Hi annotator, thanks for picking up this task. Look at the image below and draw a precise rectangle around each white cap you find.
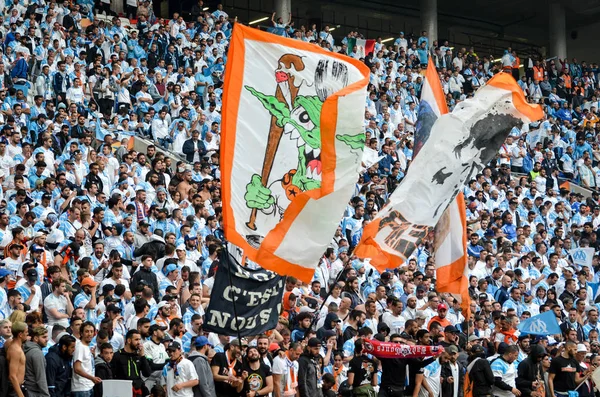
[176,243,186,251]
[577,343,588,353]
[157,301,169,309]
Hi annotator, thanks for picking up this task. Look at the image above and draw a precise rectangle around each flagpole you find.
[223,242,244,346]
[304,264,346,339]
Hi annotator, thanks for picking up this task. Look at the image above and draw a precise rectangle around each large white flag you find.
[354,72,543,268]
[221,25,369,283]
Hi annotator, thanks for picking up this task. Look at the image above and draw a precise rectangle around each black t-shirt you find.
[549,355,582,392]
[243,361,272,393]
[380,358,408,387]
[343,326,358,343]
[211,352,244,397]
[348,354,377,388]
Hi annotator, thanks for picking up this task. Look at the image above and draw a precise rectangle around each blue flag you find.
[517,310,561,336]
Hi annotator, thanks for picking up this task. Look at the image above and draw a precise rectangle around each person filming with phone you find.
[111,329,152,397]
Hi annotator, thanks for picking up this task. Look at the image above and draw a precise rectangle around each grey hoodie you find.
[23,341,50,397]
[188,350,217,397]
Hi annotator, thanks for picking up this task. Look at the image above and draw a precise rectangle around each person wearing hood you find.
[516,343,546,397]
[94,343,114,397]
[46,333,76,397]
[134,230,166,259]
[130,255,159,301]
[188,336,217,397]
[316,312,341,340]
[466,344,494,397]
[23,326,50,397]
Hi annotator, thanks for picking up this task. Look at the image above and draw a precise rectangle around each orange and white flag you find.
[220,25,369,283]
[354,72,543,276]
[414,60,471,316]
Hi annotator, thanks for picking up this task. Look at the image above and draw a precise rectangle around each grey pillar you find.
[275,0,292,26]
[549,2,567,60]
[421,0,438,44]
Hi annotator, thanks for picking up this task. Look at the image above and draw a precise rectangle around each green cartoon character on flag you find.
[243,54,364,231]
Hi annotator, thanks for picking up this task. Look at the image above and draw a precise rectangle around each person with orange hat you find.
[73,277,98,324]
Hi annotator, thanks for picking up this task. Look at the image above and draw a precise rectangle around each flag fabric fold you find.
[415,61,470,318]
[203,247,285,337]
[221,24,370,283]
[517,310,561,336]
[347,38,376,59]
[354,72,543,271]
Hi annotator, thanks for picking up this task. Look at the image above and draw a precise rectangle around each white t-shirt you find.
[272,355,299,396]
[44,293,69,327]
[72,341,95,392]
[381,312,406,335]
[162,357,198,397]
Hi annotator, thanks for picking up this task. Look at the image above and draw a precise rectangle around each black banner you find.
[203,249,285,336]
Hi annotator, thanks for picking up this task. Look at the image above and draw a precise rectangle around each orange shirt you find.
[427,315,451,330]
[533,66,544,82]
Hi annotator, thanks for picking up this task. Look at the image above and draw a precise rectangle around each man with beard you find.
[489,345,520,397]
[272,342,302,397]
[143,324,169,390]
[515,334,531,367]
[428,303,452,330]
[548,341,590,397]
[400,319,419,343]
[378,333,412,397]
[23,326,50,397]
[342,310,366,343]
[256,334,273,370]
[297,338,322,397]
[516,343,545,397]
[440,325,461,349]
[72,322,101,397]
[163,342,198,397]
[211,339,244,397]
[111,330,152,397]
[405,330,437,397]
[242,346,273,397]
[46,334,77,397]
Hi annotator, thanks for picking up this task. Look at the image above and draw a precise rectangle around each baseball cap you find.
[184,235,198,242]
[176,244,186,251]
[468,334,482,342]
[194,336,212,348]
[415,310,427,320]
[157,301,170,309]
[149,324,167,334]
[307,337,321,348]
[167,341,181,351]
[478,293,488,300]
[80,277,97,288]
[438,303,448,311]
[577,343,588,353]
[444,325,459,334]
[0,268,10,278]
[31,244,45,253]
[26,268,37,280]
[107,304,122,313]
[446,345,459,354]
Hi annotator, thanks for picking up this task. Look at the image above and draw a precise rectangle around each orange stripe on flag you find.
[220,24,369,283]
[435,193,471,319]
[426,59,448,115]
[487,72,544,122]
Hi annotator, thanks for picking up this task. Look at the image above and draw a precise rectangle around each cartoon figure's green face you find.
[245,86,365,192]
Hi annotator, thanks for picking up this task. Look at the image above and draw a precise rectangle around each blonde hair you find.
[9,310,26,324]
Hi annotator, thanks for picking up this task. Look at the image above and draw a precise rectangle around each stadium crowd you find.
[0,1,598,397]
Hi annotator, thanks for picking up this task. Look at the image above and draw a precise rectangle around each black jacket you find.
[45,344,73,397]
[131,267,159,301]
[441,360,465,397]
[94,355,113,397]
[134,239,166,261]
[468,357,494,397]
[297,353,322,397]
[182,138,207,162]
[111,349,152,393]
[516,345,546,397]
